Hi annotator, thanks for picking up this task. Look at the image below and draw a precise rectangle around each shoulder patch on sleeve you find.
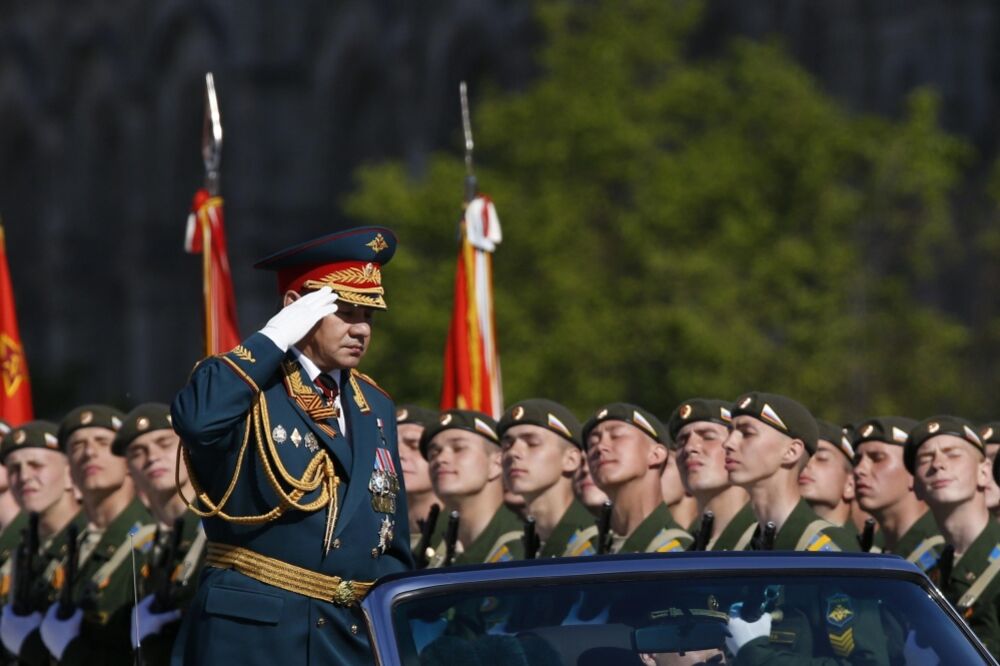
[351,369,392,399]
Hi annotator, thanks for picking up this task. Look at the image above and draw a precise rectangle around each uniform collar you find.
[290,346,342,386]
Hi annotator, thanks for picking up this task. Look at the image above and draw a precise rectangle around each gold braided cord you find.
[305,263,382,287]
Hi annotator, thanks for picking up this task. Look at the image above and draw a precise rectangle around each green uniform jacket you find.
[875,511,943,572]
[746,500,859,552]
[612,503,692,554]
[537,500,597,559]
[692,504,757,551]
[454,506,524,565]
[60,499,154,666]
[935,519,1000,657]
[0,512,26,574]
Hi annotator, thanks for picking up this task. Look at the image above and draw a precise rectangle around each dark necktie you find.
[315,374,339,406]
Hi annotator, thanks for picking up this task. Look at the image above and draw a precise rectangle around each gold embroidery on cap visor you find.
[301,263,386,310]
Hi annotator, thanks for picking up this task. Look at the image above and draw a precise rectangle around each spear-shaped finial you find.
[460,81,477,203]
[202,72,223,196]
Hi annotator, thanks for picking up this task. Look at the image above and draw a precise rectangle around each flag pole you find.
[460,81,477,205]
[203,72,223,196]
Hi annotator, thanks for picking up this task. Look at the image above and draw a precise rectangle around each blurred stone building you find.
[0,0,996,416]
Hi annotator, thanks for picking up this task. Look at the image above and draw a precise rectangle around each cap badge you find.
[0,424,9,436]
[547,414,571,438]
[739,396,753,409]
[44,434,58,448]
[927,422,940,434]
[679,404,692,420]
[861,424,875,438]
[891,427,909,443]
[166,415,172,425]
[597,408,608,419]
[136,417,150,432]
[983,427,995,441]
[513,406,525,420]
[80,411,94,425]
[473,418,497,441]
[839,440,854,459]
[963,425,983,448]
[760,403,787,431]
[720,407,732,422]
[366,233,389,254]
[13,430,25,445]
[440,414,453,426]
[397,408,409,421]
[111,416,122,430]
[632,410,657,439]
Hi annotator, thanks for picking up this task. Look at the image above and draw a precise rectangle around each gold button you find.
[351,624,359,635]
[316,618,326,627]
[332,539,341,550]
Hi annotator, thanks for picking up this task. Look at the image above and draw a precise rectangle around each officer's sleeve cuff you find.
[216,332,286,392]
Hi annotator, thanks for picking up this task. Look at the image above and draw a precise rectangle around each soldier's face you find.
[398,424,433,495]
[675,422,731,495]
[125,429,186,500]
[799,440,853,509]
[292,296,373,371]
[659,452,687,505]
[5,448,73,515]
[67,426,130,495]
[913,435,989,509]
[984,444,1000,516]
[723,416,796,487]
[572,459,609,510]
[853,441,914,513]
[426,432,501,500]
[501,424,580,500]
[586,421,666,494]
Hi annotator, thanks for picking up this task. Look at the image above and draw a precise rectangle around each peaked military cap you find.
[112,403,174,456]
[58,404,125,450]
[730,391,819,454]
[979,422,1000,445]
[667,398,732,442]
[254,226,396,310]
[815,419,855,461]
[395,405,438,429]
[904,415,984,473]
[1,420,61,463]
[853,417,917,448]
[582,403,668,448]
[497,399,583,449]
[419,409,499,458]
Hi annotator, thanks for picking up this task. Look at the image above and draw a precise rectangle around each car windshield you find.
[390,572,986,665]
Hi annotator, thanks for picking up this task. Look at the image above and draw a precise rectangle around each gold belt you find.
[206,542,373,606]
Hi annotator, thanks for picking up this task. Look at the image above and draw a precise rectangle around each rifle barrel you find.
[443,511,460,567]
[596,501,613,555]
[413,504,441,569]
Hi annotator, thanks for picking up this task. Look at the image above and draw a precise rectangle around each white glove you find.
[259,287,339,351]
[39,603,82,660]
[725,612,772,656]
[130,594,182,649]
[903,629,939,665]
[0,603,41,656]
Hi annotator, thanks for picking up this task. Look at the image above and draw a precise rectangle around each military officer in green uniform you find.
[0,420,83,664]
[670,398,756,551]
[113,403,205,666]
[583,403,692,553]
[722,392,857,553]
[981,423,1000,521]
[907,415,1000,656]
[170,227,413,666]
[36,405,153,665]
[395,405,440,552]
[852,416,942,568]
[423,410,524,565]
[799,420,857,533]
[498,399,597,558]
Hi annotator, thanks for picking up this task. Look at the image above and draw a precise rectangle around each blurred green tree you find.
[345,0,972,423]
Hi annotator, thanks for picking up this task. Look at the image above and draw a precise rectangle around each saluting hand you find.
[260,287,339,351]
[724,611,772,656]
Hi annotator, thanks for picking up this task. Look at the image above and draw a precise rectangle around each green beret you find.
[58,405,125,450]
[666,398,732,442]
[112,403,173,456]
[815,419,854,461]
[904,415,984,473]
[582,403,668,448]
[1,421,62,463]
[979,422,1000,445]
[395,405,438,428]
[419,409,499,458]
[852,417,917,448]
[497,399,582,449]
[730,392,818,454]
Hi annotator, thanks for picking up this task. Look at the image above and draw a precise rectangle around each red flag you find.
[0,226,33,425]
[185,189,241,356]
[441,196,503,417]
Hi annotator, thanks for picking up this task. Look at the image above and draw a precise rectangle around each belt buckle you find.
[333,580,356,606]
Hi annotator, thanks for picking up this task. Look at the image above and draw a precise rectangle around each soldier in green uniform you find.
[112,403,205,666]
[0,420,83,663]
[498,399,597,558]
[37,405,154,665]
[722,392,857,553]
[660,445,699,532]
[670,398,756,551]
[799,420,856,533]
[980,423,1000,521]
[395,405,440,552]
[572,456,609,518]
[422,410,524,565]
[582,403,692,554]
[906,415,1000,656]
[852,417,942,568]
[0,419,25,570]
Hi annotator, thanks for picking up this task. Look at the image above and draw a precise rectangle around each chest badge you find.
[376,516,394,556]
[369,448,400,513]
[272,425,287,444]
[304,432,319,453]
